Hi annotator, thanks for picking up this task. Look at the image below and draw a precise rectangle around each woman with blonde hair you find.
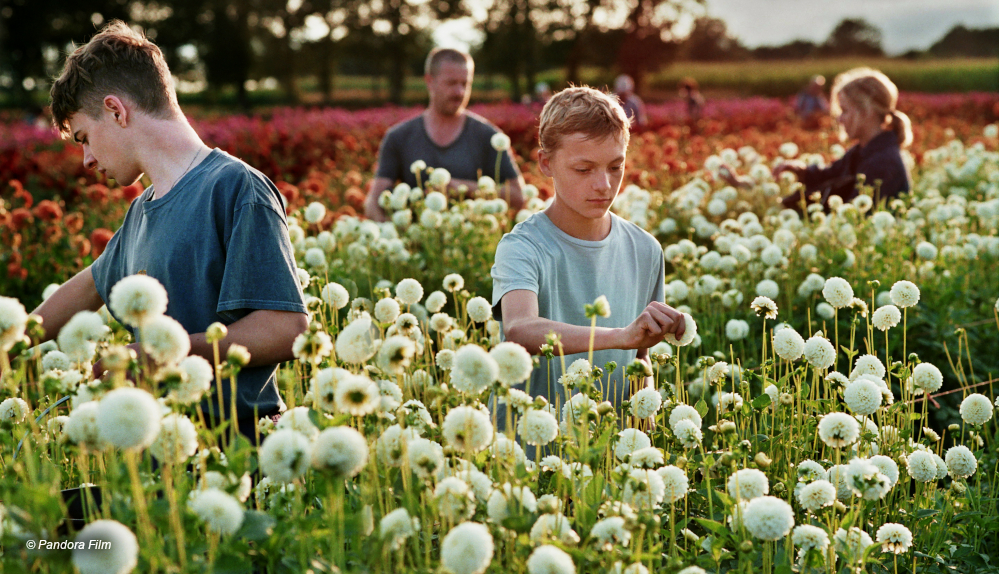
[722,67,912,211]
[775,67,912,210]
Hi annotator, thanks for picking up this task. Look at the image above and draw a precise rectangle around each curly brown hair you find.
[49,20,177,136]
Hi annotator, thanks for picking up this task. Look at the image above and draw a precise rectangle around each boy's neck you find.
[136,117,211,200]
[544,201,613,241]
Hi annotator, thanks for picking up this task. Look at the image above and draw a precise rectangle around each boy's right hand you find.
[619,302,685,350]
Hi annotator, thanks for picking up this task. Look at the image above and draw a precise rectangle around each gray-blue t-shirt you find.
[491,212,666,407]
[92,149,307,424]
[375,111,521,187]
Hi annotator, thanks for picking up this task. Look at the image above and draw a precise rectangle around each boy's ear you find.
[538,149,553,177]
[103,96,129,127]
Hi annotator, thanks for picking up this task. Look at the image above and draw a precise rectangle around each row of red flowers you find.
[1,93,997,306]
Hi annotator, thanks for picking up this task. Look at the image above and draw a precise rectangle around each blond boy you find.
[491,87,685,406]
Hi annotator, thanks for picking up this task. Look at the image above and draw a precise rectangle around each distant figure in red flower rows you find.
[365,48,525,221]
[614,74,648,128]
[34,20,308,439]
[794,75,830,126]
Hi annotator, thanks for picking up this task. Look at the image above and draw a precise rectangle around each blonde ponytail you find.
[888,109,912,149]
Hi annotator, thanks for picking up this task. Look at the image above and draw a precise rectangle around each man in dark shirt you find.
[365,48,525,221]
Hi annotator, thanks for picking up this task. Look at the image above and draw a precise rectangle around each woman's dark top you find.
[782,130,911,210]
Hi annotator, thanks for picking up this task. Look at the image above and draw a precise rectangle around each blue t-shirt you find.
[491,212,666,406]
[92,148,307,423]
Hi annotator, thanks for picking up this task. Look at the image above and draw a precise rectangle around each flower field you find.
[1,93,998,573]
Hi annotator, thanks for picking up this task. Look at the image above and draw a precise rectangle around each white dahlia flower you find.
[72,519,138,574]
[663,313,697,347]
[527,545,575,574]
[140,315,190,365]
[792,524,829,552]
[108,274,168,328]
[773,327,805,361]
[451,345,499,395]
[743,496,795,541]
[150,413,198,464]
[442,405,493,452]
[727,468,769,500]
[889,280,920,308]
[911,363,943,394]
[96,387,162,451]
[797,479,835,512]
[875,523,912,554]
[518,408,559,446]
[490,342,533,385]
[818,412,860,448]
[258,429,312,483]
[959,393,993,426]
[441,522,493,574]
[311,426,368,478]
[188,488,244,536]
[945,445,977,479]
[822,277,854,309]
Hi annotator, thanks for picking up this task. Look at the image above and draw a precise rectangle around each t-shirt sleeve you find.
[90,229,123,305]
[798,150,852,188]
[217,200,307,321]
[89,196,144,305]
[375,127,402,182]
[491,233,540,316]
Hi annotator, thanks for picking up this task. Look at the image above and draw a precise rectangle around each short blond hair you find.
[831,67,912,148]
[538,86,630,154]
[424,48,473,77]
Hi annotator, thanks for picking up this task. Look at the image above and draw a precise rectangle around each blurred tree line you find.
[1,0,995,109]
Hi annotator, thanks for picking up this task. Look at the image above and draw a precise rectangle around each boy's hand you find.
[619,302,685,350]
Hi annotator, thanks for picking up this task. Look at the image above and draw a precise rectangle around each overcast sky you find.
[705,0,999,54]
[433,0,999,55]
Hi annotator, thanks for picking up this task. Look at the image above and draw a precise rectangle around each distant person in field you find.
[794,75,830,128]
[723,67,912,211]
[614,74,648,128]
[679,77,704,124]
[492,86,686,412]
[534,81,552,104]
[365,48,525,221]
[37,21,308,440]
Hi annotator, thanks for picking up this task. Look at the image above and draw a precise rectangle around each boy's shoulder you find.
[384,113,424,139]
[498,213,549,249]
[464,110,501,134]
[610,212,661,251]
[200,150,285,210]
[498,212,661,256]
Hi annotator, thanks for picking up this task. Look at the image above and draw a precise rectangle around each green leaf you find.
[752,394,772,410]
[238,510,277,541]
[502,512,537,533]
[695,399,708,418]
[694,518,728,536]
